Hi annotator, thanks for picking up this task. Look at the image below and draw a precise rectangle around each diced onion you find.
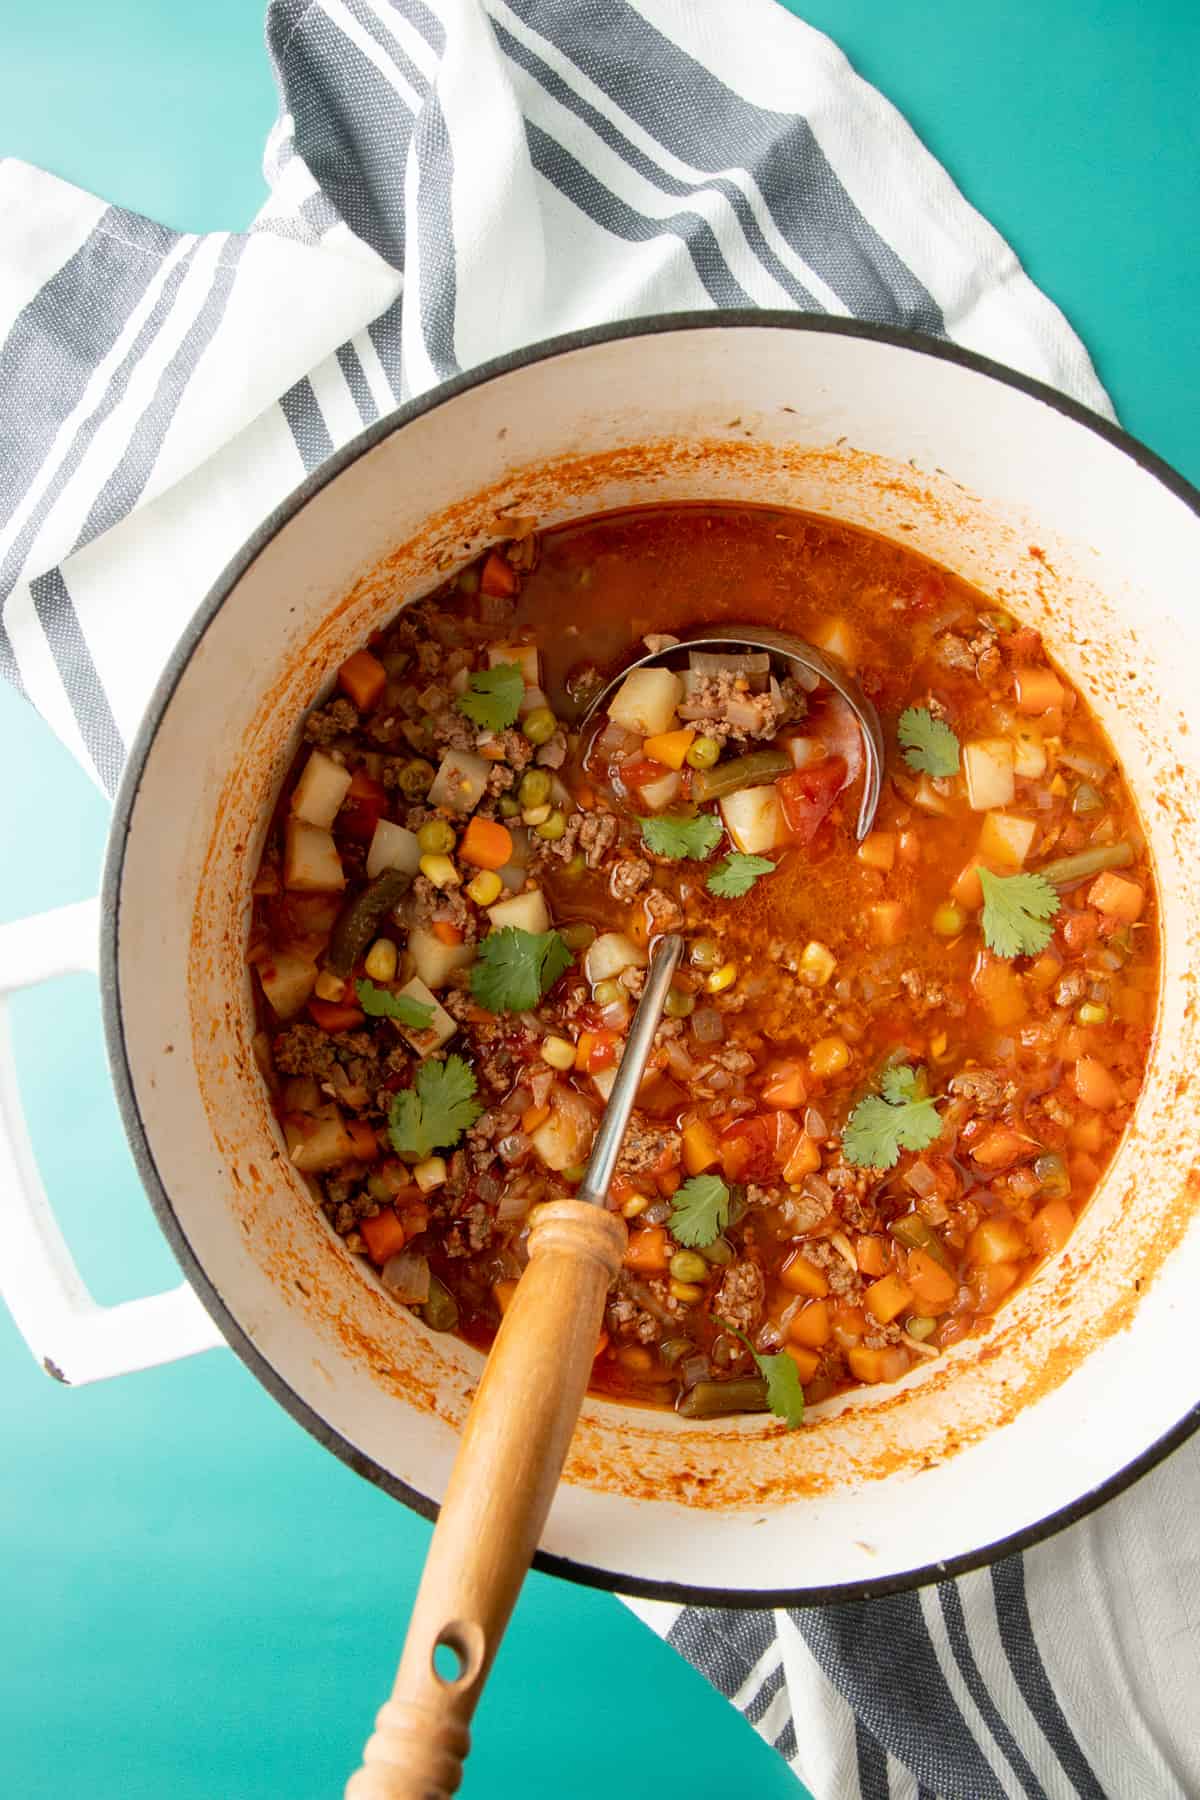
[497,1185,532,1222]
[381,1251,431,1304]
[691,1007,725,1043]
[680,1354,712,1390]
[904,1159,938,1198]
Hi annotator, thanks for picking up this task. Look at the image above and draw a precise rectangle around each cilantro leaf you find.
[457,662,524,732]
[470,927,573,1013]
[978,867,1060,958]
[706,853,774,899]
[669,1173,730,1247]
[843,1064,942,1169]
[356,978,435,1032]
[639,811,723,861]
[898,706,960,777]
[388,1055,482,1160]
[717,1318,805,1429]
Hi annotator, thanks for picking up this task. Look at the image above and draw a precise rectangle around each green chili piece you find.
[327,868,412,977]
[421,1277,460,1333]
[888,1212,951,1268]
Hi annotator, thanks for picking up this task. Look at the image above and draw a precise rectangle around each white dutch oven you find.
[3,317,1199,1605]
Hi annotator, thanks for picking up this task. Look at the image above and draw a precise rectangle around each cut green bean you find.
[1036,842,1133,889]
[888,1212,950,1268]
[676,1376,770,1419]
[327,868,412,976]
[421,1276,459,1333]
[693,748,791,802]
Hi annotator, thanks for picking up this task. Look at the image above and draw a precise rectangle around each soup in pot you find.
[247,506,1157,1425]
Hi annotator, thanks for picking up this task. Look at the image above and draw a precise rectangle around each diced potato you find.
[427,749,490,814]
[366,818,421,881]
[963,739,1015,811]
[1012,729,1047,779]
[487,642,540,684]
[857,831,896,872]
[638,769,681,811]
[530,1090,596,1172]
[257,950,317,1020]
[395,977,456,1055]
[487,887,550,935]
[972,955,1027,1027]
[290,749,352,829]
[585,931,647,985]
[591,1066,618,1103]
[408,925,476,990]
[785,736,826,770]
[814,618,855,664]
[720,786,783,854]
[289,1112,355,1173]
[283,818,346,892]
[1087,871,1145,922]
[977,813,1036,869]
[912,775,950,815]
[1073,1055,1120,1111]
[967,1216,1027,1266]
[607,667,683,738]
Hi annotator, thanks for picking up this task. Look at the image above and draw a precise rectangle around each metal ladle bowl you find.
[578,622,885,840]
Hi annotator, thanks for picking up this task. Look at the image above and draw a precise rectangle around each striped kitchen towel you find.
[0,3,1195,1796]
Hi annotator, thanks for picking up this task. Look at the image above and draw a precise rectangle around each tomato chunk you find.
[777,757,846,845]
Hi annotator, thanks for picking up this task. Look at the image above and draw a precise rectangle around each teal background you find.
[1,3,1196,1795]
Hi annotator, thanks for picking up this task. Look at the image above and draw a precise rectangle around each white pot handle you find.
[0,899,225,1385]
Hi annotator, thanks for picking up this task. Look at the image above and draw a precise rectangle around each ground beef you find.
[303,697,359,745]
[535,729,569,770]
[486,761,516,794]
[678,670,804,742]
[609,856,652,903]
[578,811,620,868]
[775,1189,831,1233]
[273,1023,338,1079]
[947,1067,1017,1113]
[643,886,683,932]
[401,874,478,941]
[415,640,443,677]
[805,1237,859,1297]
[607,1288,661,1345]
[712,1260,765,1335]
[496,728,534,772]
[709,1044,755,1078]
[900,968,958,1013]
[1054,969,1088,1007]
[934,632,976,672]
[430,709,477,752]
[614,1114,679,1182]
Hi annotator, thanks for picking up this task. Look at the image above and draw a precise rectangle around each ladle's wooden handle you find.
[345,1198,626,1800]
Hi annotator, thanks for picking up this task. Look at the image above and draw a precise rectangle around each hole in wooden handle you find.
[431,1620,486,1692]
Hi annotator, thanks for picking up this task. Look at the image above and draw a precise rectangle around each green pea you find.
[561,852,587,879]
[561,1163,587,1185]
[559,921,596,952]
[685,735,721,770]
[906,1315,937,1341]
[417,818,455,856]
[396,757,435,800]
[535,808,566,841]
[664,988,695,1019]
[932,901,966,938]
[593,978,624,1006]
[669,1250,710,1284]
[701,1236,735,1265]
[498,793,521,818]
[1034,1151,1071,1198]
[421,1277,459,1333]
[689,937,723,971]
[519,767,552,807]
[522,706,558,746]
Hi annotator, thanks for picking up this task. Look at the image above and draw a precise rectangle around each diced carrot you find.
[337,649,388,712]
[459,816,514,871]
[360,1207,408,1265]
[574,782,597,810]
[970,1262,1019,1310]
[622,1225,669,1274]
[431,921,464,947]
[642,727,696,770]
[1087,871,1145,923]
[783,1344,820,1381]
[869,900,907,947]
[761,1058,808,1109]
[1027,1199,1075,1256]
[865,1272,914,1324]
[1073,1055,1120,1111]
[480,551,519,597]
[574,1031,597,1072]
[856,831,896,872]
[856,1234,887,1277]
[656,1167,681,1197]
[970,1125,1028,1171]
[345,1120,381,1162]
[972,955,1027,1028]
[493,1278,519,1315]
[906,1247,957,1309]
[787,1299,831,1348]
[847,1345,909,1384]
[779,1252,829,1298]
[521,1104,550,1134]
[968,1215,1027,1266]
[308,999,366,1031]
[770,1110,802,1173]
[1013,667,1065,714]
[782,1132,822,1182]
[952,859,987,911]
[682,1117,721,1176]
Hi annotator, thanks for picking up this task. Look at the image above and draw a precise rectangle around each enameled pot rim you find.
[100,311,1200,1607]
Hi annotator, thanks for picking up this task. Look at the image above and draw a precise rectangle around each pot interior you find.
[108,322,1200,1599]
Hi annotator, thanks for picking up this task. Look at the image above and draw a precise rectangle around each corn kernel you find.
[705,961,737,995]
[314,969,346,1001]
[466,869,503,907]
[621,1194,650,1219]
[933,900,966,938]
[799,941,837,988]
[363,938,398,983]
[522,803,552,826]
[541,1035,576,1071]
[809,1035,851,1078]
[418,853,460,889]
[669,1279,704,1304]
[412,1156,447,1193]
[1076,1001,1109,1026]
